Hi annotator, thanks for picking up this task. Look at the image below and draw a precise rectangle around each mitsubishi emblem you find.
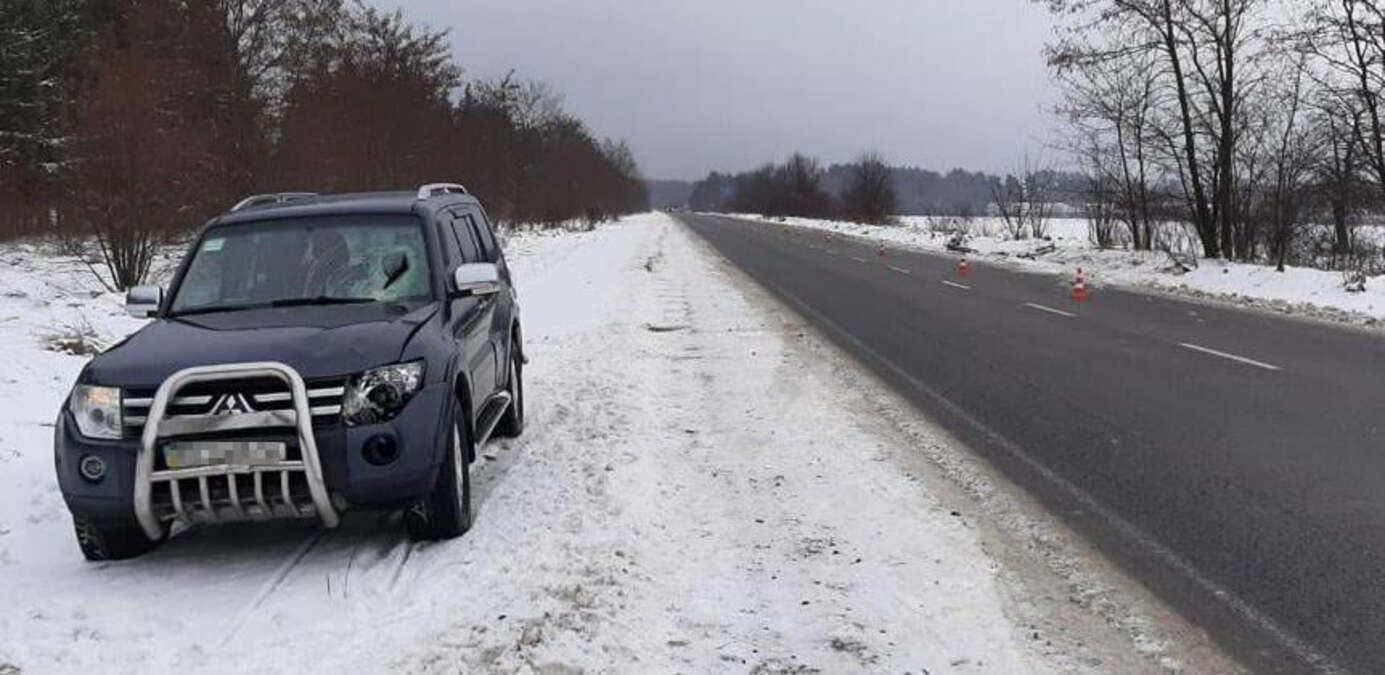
[210,393,254,416]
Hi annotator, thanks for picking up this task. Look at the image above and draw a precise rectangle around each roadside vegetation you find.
[0,0,648,289]
[1043,0,1385,281]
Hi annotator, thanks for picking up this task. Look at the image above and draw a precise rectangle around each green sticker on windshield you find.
[202,238,224,252]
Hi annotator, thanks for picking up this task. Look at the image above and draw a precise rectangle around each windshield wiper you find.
[169,296,380,317]
[269,295,376,308]
[168,303,264,318]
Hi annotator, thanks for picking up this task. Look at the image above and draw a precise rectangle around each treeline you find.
[823,165,1084,217]
[0,0,647,288]
[689,156,1084,221]
[688,152,899,224]
[1041,0,1385,279]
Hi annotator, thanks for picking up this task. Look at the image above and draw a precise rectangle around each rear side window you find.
[467,207,500,260]
[438,217,463,266]
[448,213,482,263]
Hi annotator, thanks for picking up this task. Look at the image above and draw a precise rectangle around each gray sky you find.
[381,1,1059,180]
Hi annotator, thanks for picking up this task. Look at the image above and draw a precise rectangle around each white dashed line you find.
[940,280,970,290]
[1178,343,1282,371]
[850,256,868,263]
[1023,302,1077,318]
[888,265,911,275]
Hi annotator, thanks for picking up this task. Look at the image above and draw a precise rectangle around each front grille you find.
[122,376,347,440]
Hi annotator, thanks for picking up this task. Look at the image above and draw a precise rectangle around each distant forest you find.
[654,165,1086,216]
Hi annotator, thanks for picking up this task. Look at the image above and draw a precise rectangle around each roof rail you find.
[230,192,319,213]
[416,183,469,200]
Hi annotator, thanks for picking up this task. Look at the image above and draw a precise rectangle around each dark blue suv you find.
[54,184,525,560]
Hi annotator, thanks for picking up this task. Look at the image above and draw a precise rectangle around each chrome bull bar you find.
[134,362,341,541]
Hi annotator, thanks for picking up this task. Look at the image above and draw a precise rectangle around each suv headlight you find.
[342,361,425,427]
[69,385,122,439]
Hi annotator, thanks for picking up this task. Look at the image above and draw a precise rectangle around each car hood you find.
[85,303,438,387]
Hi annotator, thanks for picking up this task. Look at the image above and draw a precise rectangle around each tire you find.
[404,401,473,541]
[494,347,525,439]
[73,517,162,561]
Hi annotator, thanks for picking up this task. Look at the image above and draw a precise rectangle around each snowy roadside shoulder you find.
[723,212,1385,329]
[403,212,1236,674]
[402,212,1057,673]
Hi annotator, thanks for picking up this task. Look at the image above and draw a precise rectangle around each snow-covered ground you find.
[0,214,1234,673]
[726,213,1385,328]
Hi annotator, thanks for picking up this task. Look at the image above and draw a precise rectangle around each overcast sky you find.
[380,1,1059,180]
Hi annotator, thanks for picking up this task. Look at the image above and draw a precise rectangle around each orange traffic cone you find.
[878,243,886,259]
[958,257,970,277]
[1073,268,1088,302]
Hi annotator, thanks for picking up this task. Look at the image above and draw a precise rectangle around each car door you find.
[442,210,499,404]
[462,206,514,374]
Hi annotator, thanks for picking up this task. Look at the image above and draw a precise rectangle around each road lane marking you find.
[941,280,970,290]
[1024,302,1077,318]
[889,265,911,275]
[1178,342,1281,371]
[748,275,1339,673]
[850,256,868,263]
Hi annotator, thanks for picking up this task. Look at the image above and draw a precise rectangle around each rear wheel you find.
[494,347,524,438]
[73,518,162,561]
[405,401,473,541]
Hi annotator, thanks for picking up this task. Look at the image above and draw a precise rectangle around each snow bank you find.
[726,213,1385,327]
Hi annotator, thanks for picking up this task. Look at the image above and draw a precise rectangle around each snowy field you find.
[727,213,1385,328]
[0,213,1234,673]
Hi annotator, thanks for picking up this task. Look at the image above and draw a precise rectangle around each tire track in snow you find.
[388,541,414,591]
[220,530,325,648]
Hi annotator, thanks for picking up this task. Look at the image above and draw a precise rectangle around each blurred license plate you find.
[163,441,286,469]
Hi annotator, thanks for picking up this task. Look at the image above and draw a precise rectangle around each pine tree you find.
[0,0,83,234]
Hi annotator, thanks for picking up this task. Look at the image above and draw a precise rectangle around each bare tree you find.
[1299,0,1385,198]
[65,1,229,289]
[991,156,1055,240]
[1253,56,1318,271]
[1079,158,1122,248]
[778,153,832,217]
[1313,94,1367,260]
[841,151,897,224]
[1057,46,1162,249]
[1041,0,1270,259]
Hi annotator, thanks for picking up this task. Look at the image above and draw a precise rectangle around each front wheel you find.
[404,401,473,541]
[73,517,162,561]
[494,347,524,438]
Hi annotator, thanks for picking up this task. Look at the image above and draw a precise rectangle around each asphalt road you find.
[676,213,1385,674]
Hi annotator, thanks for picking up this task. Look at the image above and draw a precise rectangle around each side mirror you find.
[452,263,500,297]
[126,285,163,318]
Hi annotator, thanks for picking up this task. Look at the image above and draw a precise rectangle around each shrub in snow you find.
[43,322,102,356]
[945,232,974,253]
[1163,251,1197,275]
[1343,269,1368,293]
